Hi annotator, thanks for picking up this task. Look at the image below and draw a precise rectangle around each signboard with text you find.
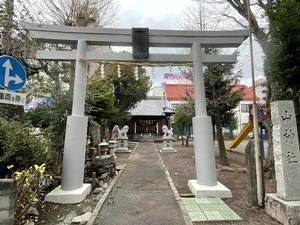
[0,89,26,106]
[164,73,192,84]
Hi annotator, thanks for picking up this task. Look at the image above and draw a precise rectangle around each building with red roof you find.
[164,83,194,108]
[127,80,260,140]
[163,83,259,134]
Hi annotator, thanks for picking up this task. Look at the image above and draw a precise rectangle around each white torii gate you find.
[24,23,248,203]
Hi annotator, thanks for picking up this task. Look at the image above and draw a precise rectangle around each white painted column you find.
[191,42,217,186]
[188,42,232,198]
[61,40,88,191]
[134,122,137,133]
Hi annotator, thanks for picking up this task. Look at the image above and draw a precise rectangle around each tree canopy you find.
[264,0,300,142]
[205,63,243,165]
[94,64,152,129]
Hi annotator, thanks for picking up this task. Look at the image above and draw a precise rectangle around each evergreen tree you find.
[94,64,152,130]
[205,63,243,165]
[265,0,300,142]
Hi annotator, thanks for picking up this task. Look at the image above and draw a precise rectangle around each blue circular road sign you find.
[0,55,27,91]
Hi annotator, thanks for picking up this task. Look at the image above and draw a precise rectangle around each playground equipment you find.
[226,104,269,152]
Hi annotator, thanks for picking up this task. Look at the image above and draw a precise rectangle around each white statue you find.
[117,125,129,138]
[162,125,173,138]
[111,125,120,140]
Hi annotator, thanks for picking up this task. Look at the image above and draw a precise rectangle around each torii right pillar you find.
[188,42,232,198]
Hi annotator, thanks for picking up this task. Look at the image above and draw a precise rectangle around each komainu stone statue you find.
[161,125,176,153]
[117,125,129,139]
[162,125,173,138]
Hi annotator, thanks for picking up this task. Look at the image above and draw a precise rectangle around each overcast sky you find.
[113,0,265,87]
[115,0,189,29]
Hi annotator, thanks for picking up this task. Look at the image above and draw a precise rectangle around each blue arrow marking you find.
[3,59,24,87]
[0,55,27,91]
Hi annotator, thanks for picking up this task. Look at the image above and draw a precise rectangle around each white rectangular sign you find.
[0,90,26,106]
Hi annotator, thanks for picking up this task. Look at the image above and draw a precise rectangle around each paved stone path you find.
[94,142,186,225]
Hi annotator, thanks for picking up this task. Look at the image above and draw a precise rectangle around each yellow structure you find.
[226,122,253,150]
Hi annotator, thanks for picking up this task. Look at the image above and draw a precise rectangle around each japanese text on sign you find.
[0,89,26,106]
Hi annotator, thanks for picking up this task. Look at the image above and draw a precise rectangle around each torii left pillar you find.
[45,40,91,204]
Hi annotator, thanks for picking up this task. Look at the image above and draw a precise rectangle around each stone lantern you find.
[98,139,109,156]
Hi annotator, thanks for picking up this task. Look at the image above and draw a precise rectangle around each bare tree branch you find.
[32,0,120,28]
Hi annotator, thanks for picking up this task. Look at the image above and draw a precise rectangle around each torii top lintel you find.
[23,23,248,48]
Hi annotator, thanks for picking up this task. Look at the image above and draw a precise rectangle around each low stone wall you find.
[0,179,16,225]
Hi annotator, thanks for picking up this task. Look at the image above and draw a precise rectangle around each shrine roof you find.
[130,96,173,116]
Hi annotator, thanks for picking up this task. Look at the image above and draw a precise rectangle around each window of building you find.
[171,103,181,109]
[241,104,250,113]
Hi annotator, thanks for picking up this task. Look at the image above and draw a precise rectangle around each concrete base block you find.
[0,209,15,225]
[160,148,177,153]
[0,194,16,210]
[188,180,233,198]
[115,148,131,153]
[265,193,300,225]
[45,184,91,204]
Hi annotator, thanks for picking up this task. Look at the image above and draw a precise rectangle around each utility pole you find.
[246,0,265,207]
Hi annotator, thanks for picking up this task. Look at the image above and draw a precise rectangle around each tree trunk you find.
[212,121,216,143]
[185,126,190,147]
[215,107,229,166]
[181,125,184,146]
[264,82,275,178]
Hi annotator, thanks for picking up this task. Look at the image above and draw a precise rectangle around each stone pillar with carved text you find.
[265,101,300,225]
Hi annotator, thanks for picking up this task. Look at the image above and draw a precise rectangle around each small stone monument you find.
[160,125,176,153]
[265,101,300,224]
[115,125,131,153]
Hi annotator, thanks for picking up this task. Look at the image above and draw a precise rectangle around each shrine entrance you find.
[136,120,157,133]
[24,22,248,203]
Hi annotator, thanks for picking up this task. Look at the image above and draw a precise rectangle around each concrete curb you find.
[153,143,193,225]
[87,163,127,225]
[129,141,139,156]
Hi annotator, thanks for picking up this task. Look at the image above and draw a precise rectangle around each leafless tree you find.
[31,0,120,27]
[178,3,246,166]
[191,0,269,55]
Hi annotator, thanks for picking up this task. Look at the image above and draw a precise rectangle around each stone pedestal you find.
[265,194,300,225]
[108,140,117,158]
[266,101,300,223]
[115,137,131,153]
[160,137,176,153]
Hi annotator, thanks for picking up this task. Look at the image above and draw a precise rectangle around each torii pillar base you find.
[45,184,91,204]
[189,116,232,199]
[188,180,232,198]
[45,115,91,204]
